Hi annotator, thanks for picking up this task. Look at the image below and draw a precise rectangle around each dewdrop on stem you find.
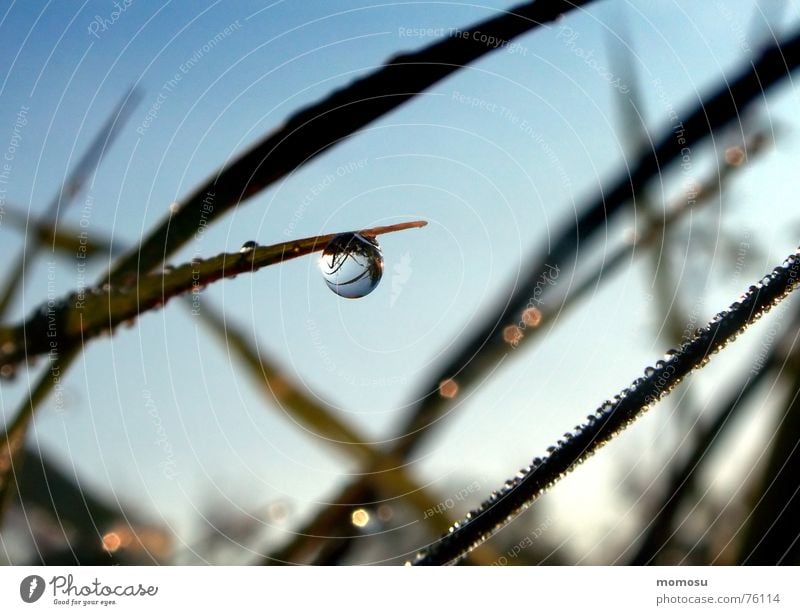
[318,232,383,298]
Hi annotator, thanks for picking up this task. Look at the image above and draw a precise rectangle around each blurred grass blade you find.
[414,247,800,565]
[275,129,772,562]
[0,88,140,319]
[0,347,80,520]
[628,325,793,564]
[193,301,383,460]
[0,221,426,372]
[739,365,800,564]
[390,27,800,467]
[1,203,117,258]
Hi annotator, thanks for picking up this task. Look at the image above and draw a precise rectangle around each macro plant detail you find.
[0,1,799,573]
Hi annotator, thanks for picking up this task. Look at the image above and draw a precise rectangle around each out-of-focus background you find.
[1,0,799,564]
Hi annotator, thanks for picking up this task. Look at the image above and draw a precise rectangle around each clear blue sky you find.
[1,0,799,562]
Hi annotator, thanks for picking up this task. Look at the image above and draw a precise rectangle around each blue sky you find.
[1,0,799,563]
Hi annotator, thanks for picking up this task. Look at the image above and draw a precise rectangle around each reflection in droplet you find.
[318,233,383,298]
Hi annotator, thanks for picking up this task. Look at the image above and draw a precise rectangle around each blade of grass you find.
[0,89,139,319]
[412,247,800,564]
[0,221,425,526]
[627,324,792,564]
[0,221,427,371]
[1,202,117,258]
[0,346,80,521]
[739,363,800,564]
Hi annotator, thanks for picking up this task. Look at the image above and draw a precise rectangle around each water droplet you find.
[522,307,542,327]
[644,366,655,377]
[503,325,523,346]
[240,240,258,254]
[318,233,383,298]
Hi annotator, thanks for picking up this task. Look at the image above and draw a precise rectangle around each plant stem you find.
[412,247,800,565]
[0,221,427,371]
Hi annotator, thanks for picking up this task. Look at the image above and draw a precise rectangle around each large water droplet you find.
[318,232,383,298]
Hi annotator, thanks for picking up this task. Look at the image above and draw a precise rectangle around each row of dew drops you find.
[410,249,800,564]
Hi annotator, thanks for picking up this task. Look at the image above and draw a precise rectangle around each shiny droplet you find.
[240,240,258,254]
[318,233,383,298]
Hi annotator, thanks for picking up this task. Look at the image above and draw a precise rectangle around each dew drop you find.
[503,325,523,346]
[522,307,542,327]
[240,240,258,254]
[318,233,383,298]
[644,366,656,377]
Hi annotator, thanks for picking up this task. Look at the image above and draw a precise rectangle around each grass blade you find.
[0,221,426,372]
[412,247,800,564]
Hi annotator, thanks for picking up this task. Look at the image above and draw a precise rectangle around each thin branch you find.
[412,246,800,564]
[0,221,426,372]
